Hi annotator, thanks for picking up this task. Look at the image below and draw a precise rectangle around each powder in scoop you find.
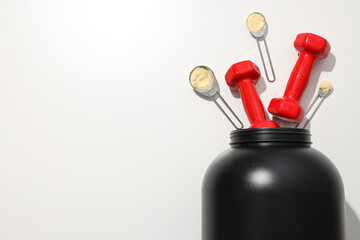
[190,66,215,91]
[320,81,333,92]
[247,13,266,32]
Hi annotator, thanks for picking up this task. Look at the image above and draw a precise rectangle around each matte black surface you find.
[202,128,344,240]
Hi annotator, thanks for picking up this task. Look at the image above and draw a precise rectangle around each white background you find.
[0,0,359,239]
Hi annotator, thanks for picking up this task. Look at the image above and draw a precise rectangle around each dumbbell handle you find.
[237,79,267,125]
[283,52,316,101]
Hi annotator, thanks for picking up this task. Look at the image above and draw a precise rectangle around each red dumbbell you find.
[225,61,279,128]
[268,33,331,123]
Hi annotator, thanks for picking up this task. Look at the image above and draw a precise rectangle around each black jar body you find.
[202,128,344,240]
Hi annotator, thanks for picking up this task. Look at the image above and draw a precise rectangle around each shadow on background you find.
[345,201,360,240]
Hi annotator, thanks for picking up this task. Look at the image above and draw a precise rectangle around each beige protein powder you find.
[189,66,215,91]
[247,12,266,32]
[320,81,333,92]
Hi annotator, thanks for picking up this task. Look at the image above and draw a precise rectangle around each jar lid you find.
[230,128,311,146]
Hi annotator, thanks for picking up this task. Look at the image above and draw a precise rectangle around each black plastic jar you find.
[202,128,344,240]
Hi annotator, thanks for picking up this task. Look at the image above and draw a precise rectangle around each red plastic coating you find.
[225,61,279,129]
[268,33,330,123]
